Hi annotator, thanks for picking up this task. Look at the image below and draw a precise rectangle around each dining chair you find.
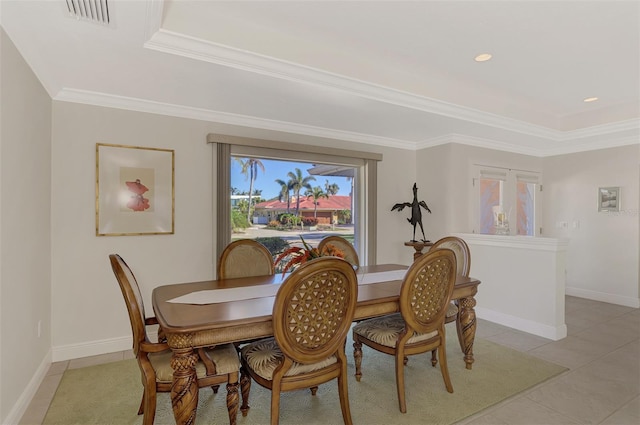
[352,248,457,413]
[239,257,358,425]
[109,254,241,425]
[317,235,359,269]
[429,236,471,361]
[218,239,275,279]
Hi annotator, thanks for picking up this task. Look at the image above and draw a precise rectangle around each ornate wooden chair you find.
[318,235,359,269]
[239,257,358,425]
[109,254,241,425]
[352,248,457,413]
[430,236,471,347]
[218,239,275,279]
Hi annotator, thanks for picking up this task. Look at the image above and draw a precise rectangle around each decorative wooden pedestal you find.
[404,241,434,261]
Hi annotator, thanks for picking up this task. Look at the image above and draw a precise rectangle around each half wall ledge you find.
[453,233,569,341]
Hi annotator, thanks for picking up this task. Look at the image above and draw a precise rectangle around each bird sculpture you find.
[391,183,431,242]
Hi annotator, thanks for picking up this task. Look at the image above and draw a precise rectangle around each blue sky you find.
[231,158,351,200]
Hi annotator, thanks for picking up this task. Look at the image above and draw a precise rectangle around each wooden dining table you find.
[152,263,480,425]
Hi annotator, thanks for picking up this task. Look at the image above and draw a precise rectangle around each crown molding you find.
[541,135,639,157]
[144,29,564,140]
[143,0,164,42]
[55,88,638,157]
[53,88,414,150]
[144,29,640,147]
[418,134,548,157]
[559,119,640,141]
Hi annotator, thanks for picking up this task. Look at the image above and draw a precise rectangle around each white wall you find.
[50,101,416,360]
[416,142,543,239]
[0,28,52,424]
[417,141,639,309]
[543,145,640,307]
[2,25,638,422]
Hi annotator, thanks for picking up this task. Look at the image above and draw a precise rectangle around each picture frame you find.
[597,186,620,212]
[96,143,174,236]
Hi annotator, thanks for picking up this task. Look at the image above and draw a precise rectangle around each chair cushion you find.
[353,313,438,347]
[446,302,458,318]
[241,337,337,380]
[150,343,240,383]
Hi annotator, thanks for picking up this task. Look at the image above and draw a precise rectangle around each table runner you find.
[167,269,406,305]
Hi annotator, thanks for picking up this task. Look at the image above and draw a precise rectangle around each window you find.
[473,165,541,236]
[209,134,381,265]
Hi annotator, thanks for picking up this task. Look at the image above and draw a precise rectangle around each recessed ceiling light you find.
[583,97,599,103]
[474,53,492,62]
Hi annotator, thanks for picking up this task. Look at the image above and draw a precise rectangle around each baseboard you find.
[566,286,640,308]
[5,349,52,425]
[476,307,567,341]
[51,329,158,362]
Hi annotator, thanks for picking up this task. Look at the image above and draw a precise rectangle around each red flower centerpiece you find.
[275,235,345,275]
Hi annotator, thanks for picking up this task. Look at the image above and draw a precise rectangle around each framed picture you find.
[96,143,174,236]
[598,186,620,212]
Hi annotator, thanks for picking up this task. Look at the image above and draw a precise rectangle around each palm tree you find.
[305,186,329,218]
[324,179,340,196]
[275,178,293,213]
[235,158,265,224]
[287,168,315,216]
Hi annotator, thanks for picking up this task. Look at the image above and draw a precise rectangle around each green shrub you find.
[255,237,290,256]
[302,217,318,226]
[231,209,250,230]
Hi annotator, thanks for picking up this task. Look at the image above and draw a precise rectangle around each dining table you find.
[152,263,480,425]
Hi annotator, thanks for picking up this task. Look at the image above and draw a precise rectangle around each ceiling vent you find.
[65,0,110,25]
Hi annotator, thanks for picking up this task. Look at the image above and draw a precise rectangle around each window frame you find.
[471,164,542,236]
[208,133,381,265]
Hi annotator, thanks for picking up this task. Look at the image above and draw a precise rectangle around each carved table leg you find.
[226,379,239,425]
[456,296,477,370]
[170,348,199,425]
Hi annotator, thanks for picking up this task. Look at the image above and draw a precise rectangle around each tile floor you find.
[19,296,640,425]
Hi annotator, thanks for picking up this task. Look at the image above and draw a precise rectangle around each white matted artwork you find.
[597,186,620,212]
[96,143,174,236]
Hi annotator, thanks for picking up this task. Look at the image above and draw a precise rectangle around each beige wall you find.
[417,141,639,308]
[50,101,416,360]
[0,28,52,423]
[2,22,638,422]
[417,142,543,240]
[543,145,639,306]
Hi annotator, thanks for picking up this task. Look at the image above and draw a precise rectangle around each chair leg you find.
[240,368,251,417]
[337,362,354,425]
[309,386,318,395]
[438,344,454,393]
[226,379,239,425]
[137,390,144,415]
[353,337,363,382]
[431,349,438,367]
[142,386,157,425]
[212,384,220,393]
[395,350,407,413]
[270,386,282,425]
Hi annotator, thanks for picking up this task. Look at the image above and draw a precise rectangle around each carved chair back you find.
[399,248,457,336]
[273,256,358,365]
[430,236,470,277]
[317,235,360,269]
[218,239,275,279]
[109,254,149,357]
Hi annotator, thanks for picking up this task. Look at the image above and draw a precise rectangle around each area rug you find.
[43,336,567,425]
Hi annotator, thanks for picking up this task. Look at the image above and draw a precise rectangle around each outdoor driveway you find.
[235,224,354,246]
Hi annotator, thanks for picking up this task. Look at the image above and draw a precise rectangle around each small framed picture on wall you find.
[597,186,620,212]
[96,143,175,236]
